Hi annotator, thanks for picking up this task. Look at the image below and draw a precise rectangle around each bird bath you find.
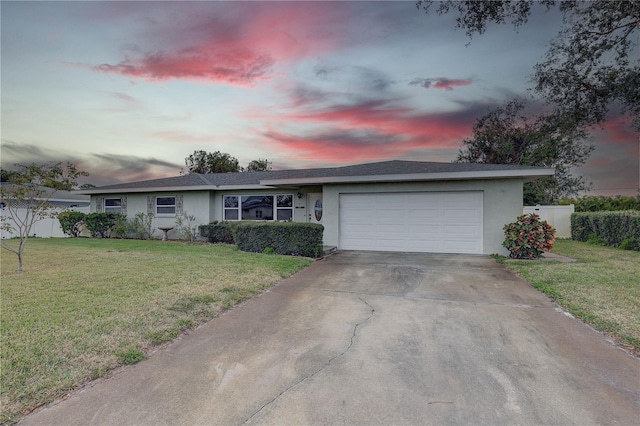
[158,227,174,241]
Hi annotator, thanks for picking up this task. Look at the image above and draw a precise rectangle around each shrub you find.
[559,195,640,212]
[57,211,86,237]
[572,211,640,250]
[503,213,555,259]
[232,222,323,257]
[114,213,155,240]
[619,238,640,251]
[175,212,198,242]
[199,221,235,244]
[84,212,126,238]
[586,233,607,246]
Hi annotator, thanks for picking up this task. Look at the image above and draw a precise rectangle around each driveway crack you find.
[242,295,375,424]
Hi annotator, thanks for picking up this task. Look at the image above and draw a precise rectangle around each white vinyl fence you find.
[1,206,90,239]
[523,204,575,239]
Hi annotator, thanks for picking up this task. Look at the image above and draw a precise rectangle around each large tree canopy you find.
[185,151,272,173]
[245,159,272,172]
[456,99,594,204]
[185,150,241,174]
[418,0,640,129]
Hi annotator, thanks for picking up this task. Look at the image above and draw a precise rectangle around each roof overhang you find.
[75,184,275,195]
[260,169,555,186]
[76,168,554,194]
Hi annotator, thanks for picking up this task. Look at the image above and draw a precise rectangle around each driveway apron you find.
[21,252,639,425]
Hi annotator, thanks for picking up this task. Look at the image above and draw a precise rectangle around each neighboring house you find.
[0,183,91,238]
[76,160,554,255]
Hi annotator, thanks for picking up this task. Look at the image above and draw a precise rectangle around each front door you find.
[307,193,323,223]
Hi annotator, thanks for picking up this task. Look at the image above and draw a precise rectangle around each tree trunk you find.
[17,238,26,273]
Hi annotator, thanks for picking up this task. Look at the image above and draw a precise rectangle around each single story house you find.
[76,160,554,255]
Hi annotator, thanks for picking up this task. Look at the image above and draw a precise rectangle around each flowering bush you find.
[503,213,556,259]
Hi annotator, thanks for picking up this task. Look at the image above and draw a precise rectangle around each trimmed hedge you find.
[199,221,235,244]
[571,211,640,250]
[232,222,324,257]
[559,195,640,212]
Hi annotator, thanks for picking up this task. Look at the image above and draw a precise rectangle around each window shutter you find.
[176,195,183,215]
[96,197,104,213]
[121,197,127,216]
[147,196,155,214]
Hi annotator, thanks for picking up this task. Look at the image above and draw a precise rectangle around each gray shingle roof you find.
[80,160,553,193]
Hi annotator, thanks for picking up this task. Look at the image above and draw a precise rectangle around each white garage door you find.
[339,192,483,254]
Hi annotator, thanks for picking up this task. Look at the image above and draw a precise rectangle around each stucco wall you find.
[321,179,524,255]
[91,191,211,239]
[210,190,307,223]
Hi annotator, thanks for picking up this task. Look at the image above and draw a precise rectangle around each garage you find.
[339,191,483,254]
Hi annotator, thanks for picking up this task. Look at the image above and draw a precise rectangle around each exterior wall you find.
[91,189,310,239]
[90,192,211,239]
[321,179,524,255]
[210,189,308,223]
[89,179,525,253]
[523,204,574,238]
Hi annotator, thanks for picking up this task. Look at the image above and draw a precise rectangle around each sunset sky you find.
[1,1,638,195]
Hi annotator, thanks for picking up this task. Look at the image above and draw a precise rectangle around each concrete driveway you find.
[21,252,639,425]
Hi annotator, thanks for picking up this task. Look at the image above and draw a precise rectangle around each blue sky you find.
[1,1,637,195]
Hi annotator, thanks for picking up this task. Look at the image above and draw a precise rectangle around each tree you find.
[1,162,89,273]
[245,159,272,172]
[1,168,20,183]
[456,99,594,204]
[185,151,273,173]
[417,0,640,129]
[185,150,240,173]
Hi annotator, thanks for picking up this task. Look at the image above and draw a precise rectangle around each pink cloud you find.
[275,99,473,143]
[263,128,419,163]
[88,3,345,86]
[94,49,274,86]
[595,118,636,143]
[251,94,478,163]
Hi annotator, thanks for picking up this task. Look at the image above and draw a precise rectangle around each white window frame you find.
[223,195,240,221]
[222,194,294,221]
[275,194,294,221]
[104,198,122,213]
[156,196,176,216]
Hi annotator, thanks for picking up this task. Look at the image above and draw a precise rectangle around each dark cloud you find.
[410,77,473,91]
[1,140,181,187]
[314,65,340,80]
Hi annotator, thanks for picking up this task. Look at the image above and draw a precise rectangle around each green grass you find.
[503,239,640,355]
[1,238,313,425]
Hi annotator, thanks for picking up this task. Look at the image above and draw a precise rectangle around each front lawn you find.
[1,238,313,425]
[503,239,640,356]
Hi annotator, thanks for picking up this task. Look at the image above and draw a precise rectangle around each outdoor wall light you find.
[297,192,302,199]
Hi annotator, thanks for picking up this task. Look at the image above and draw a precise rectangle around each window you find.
[223,194,294,221]
[224,196,239,220]
[104,198,122,213]
[156,196,176,215]
[276,195,293,221]
[242,196,274,220]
